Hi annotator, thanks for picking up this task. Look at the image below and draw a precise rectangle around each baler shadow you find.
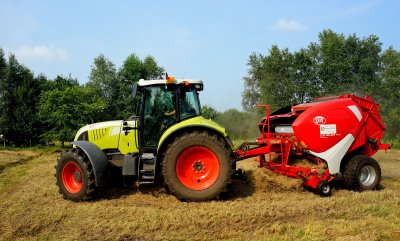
[330,181,385,192]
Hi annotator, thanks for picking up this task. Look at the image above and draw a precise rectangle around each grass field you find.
[0,149,399,241]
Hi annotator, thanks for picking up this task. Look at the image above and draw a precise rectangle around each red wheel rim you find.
[62,162,83,194]
[176,146,220,190]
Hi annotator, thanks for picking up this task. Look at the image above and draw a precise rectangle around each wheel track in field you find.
[0,152,41,174]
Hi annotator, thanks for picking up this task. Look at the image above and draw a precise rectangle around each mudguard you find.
[158,116,232,151]
[71,141,108,186]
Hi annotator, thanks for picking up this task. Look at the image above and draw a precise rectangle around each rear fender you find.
[71,141,108,186]
[158,116,232,151]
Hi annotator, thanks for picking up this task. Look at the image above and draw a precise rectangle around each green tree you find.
[88,54,117,99]
[242,53,263,111]
[12,67,42,146]
[0,49,7,142]
[214,109,260,140]
[379,47,400,140]
[119,54,164,83]
[38,86,106,147]
[243,29,384,112]
[201,105,219,119]
[318,30,382,95]
[292,47,321,102]
[0,54,43,146]
[87,54,119,120]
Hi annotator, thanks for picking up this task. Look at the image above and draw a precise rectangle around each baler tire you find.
[316,180,332,197]
[55,149,95,201]
[343,155,381,191]
[161,130,233,201]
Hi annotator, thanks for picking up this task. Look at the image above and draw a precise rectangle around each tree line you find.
[0,49,163,147]
[243,29,400,140]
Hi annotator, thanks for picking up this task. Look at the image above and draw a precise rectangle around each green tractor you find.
[55,77,235,201]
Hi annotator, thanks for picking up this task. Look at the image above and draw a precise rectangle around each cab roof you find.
[137,78,203,86]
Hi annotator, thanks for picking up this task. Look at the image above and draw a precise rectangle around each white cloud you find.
[273,18,307,32]
[14,45,68,62]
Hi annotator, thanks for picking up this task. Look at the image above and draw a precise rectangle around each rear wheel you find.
[55,150,95,201]
[161,131,233,201]
[343,155,381,191]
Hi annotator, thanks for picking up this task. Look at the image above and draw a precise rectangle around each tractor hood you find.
[74,120,125,141]
[73,119,138,154]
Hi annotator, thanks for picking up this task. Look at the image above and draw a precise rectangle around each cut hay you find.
[235,158,304,193]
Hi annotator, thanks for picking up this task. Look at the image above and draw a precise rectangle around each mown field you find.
[0,149,399,241]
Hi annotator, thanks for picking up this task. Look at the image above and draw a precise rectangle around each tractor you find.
[56,76,234,201]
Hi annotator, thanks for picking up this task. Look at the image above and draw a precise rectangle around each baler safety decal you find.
[320,124,337,136]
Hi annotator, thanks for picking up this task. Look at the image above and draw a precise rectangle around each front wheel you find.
[343,155,381,191]
[161,131,233,201]
[55,150,95,201]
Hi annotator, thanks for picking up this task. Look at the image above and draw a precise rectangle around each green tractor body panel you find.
[157,116,229,150]
[74,120,139,154]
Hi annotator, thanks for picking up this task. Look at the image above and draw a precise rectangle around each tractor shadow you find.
[220,170,257,200]
[91,168,167,201]
[93,179,167,201]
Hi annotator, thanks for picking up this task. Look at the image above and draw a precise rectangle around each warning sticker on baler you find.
[320,124,336,136]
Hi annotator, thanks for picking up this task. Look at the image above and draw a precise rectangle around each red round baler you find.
[235,94,390,196]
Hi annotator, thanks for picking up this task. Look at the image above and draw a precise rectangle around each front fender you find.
[71,141,108,186]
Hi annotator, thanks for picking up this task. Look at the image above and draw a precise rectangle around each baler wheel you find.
[316,180,332,197]
[343,155,381,191]
[161,130,233,201]
[55,150,95,201]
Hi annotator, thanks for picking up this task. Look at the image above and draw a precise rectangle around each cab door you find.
[141,86,177,149]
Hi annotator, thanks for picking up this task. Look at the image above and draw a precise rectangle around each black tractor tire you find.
[316,180,332,197]
[161,130,233,201]
[343,155,381,191]
[55,149,95,201]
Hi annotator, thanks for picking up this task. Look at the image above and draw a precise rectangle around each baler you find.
[234,94,390,196]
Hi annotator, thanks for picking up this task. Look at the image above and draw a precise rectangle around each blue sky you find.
[1,0,399,111]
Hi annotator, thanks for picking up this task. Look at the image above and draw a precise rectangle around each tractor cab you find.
[133,77,204,151]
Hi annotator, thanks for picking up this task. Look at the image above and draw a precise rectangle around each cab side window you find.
[179,88,200,120]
